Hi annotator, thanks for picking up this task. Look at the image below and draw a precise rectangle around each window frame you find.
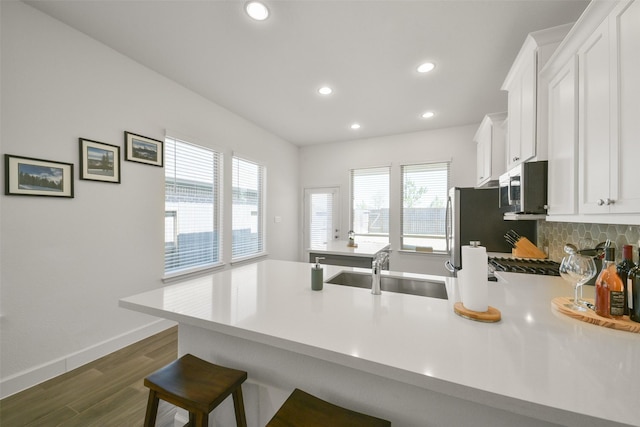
[231,154,267,263]
[349,166,390,243]
[163,135,223,280]
[399,161,450,253]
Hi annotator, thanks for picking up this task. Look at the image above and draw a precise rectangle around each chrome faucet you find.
[371,251,388,295]
[371,259,382,295]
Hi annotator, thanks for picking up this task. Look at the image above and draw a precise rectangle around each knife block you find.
[512,237,547,259]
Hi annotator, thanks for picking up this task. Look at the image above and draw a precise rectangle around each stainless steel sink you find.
[326,271,448,300]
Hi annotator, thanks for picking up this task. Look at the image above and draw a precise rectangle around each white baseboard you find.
[0,319,176,399]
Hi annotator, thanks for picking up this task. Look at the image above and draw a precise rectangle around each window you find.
[401,162,450,252]
[232,156,265,260]
[350,166,390,243]
[164,136,221,275]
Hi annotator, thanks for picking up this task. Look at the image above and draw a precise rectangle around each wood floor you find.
[0,326,178,427]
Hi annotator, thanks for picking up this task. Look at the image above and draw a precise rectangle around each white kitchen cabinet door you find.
[518,51,538,165]
[578,18,611,214]
[579,0,640,216]
[505,54,538,171]
[476,133,488,186]
[475,112,506,187]
[547,57,578,215]
[610,0,640,214]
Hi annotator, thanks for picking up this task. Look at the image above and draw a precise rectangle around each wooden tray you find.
[551,297,640,334]
[453,302,501,323]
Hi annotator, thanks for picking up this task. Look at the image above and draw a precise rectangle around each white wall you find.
[299,124,478,275]
[0,1,299,397]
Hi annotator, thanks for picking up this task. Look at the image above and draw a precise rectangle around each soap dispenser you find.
[311,257,325,291]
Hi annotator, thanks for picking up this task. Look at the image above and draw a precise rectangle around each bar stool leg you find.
[143,390,159,427]
[195,411,207,427]
[232,387,248,427]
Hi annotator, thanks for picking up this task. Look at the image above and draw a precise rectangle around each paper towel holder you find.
[454,302,501,322]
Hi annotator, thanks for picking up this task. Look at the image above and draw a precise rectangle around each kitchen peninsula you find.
[120,260,639,427]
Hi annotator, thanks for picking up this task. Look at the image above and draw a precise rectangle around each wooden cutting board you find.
[551,297,640,333]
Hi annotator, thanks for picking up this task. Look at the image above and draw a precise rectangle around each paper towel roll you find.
[459,244,489,312]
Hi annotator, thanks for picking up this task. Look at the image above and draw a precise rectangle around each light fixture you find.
[421,111,435,119]
[417,62,435,73]
[350,123,361,130]
[318,86,333,95]
[245,1,269,21]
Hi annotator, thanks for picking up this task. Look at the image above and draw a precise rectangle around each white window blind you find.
[232,156,265,260]
[310,192,334,247]
[164,136,221,274]
[351,166,389,242]
[401,162,450,252]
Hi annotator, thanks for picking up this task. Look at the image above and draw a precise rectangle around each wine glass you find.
[559,253,597,311]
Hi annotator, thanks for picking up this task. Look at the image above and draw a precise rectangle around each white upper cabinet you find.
[579,0,640,215]
[612,0,640,214]
[578,18,611,214]
[474,112,507,188]
[546,57,578,216]
[502,24,573,171]
[542,0,640,224]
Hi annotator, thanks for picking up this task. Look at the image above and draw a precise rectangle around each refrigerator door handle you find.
[445,195,451,254]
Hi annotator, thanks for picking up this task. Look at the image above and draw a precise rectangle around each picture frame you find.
[79,138,121,183]
[4,154,74,198]
[124,131,163,167]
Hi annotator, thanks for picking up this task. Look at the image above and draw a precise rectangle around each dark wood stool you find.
[267,388,391,427]
[143,353,247,427]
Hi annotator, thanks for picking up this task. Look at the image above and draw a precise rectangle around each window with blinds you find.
[350,166,390,242]
[164,136,221,275]
[401,162,450,252]
[232,156,265,260]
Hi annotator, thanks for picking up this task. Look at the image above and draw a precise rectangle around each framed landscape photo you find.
[124,131,163,167]
[5,154,74,198]
[79,138,121,183]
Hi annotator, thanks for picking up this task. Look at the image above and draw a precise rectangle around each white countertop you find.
[308,240,390,257]
[120,260,639,426]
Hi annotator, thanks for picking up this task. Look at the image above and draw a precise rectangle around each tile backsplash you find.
[538,221,640,263]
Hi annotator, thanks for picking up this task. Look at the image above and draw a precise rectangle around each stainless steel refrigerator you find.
[446,187,536,273]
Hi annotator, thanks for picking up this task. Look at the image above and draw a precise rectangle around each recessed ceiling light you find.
[422,111,435,119]
[350,123,361,130]
[318,86,333,95]
[245,1,269,21]
[417,62,435,73]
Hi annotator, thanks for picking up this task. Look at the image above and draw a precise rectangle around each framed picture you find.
[4,154,74,198]
[79,138,121,183]
[124,131,163,167]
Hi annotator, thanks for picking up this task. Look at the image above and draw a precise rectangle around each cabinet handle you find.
[512,156,520,162]
[605,198,615,206]
[597,199,605,206]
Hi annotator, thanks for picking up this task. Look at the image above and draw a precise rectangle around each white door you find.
[304,187,340,254]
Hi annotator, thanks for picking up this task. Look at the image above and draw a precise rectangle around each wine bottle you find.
[617,244,635,316]
[595,247,625,319]
[629,248,640,323]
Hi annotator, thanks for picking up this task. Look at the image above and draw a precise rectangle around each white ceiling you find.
[25,0,589,146]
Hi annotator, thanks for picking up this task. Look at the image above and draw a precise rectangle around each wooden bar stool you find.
[143,353,247,427]
[267,388,391,427]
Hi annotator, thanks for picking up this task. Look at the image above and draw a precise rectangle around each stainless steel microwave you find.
[499,161,548,214]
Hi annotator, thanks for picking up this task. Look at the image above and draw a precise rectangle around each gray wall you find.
[0,1,299,396]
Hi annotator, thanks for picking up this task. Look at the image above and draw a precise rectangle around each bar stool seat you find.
[267,388,391,427]
[143,353,247,427]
